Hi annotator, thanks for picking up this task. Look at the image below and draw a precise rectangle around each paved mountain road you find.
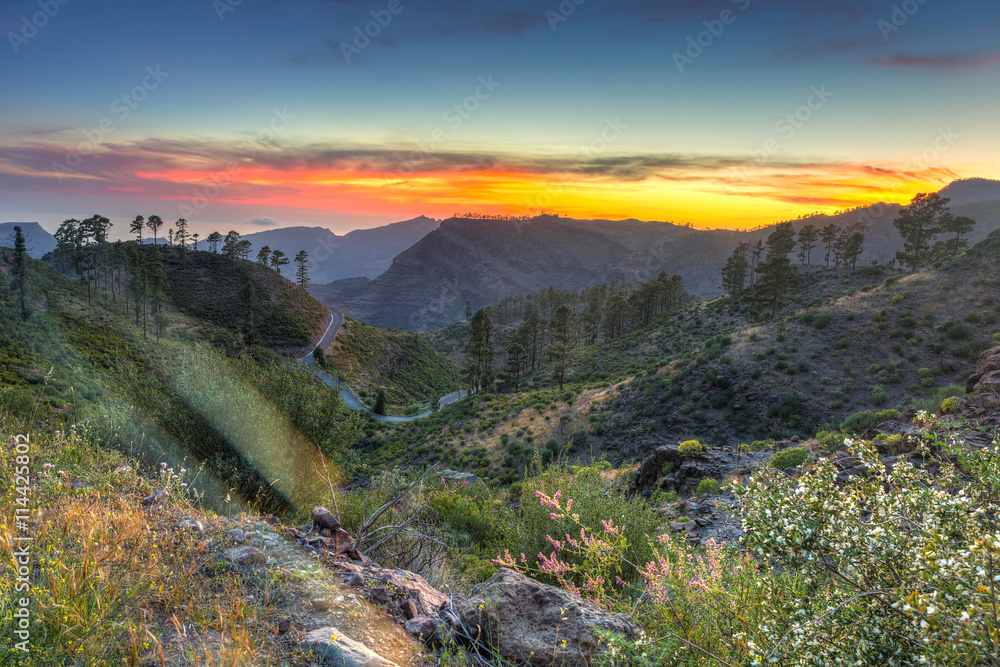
[298,309,467,423]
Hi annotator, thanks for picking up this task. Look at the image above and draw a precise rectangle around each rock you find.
[438,470,479,486]
[302,627,400,667]
[263,516,281,526]
[175,518,205,533]
[975,370,1000,395]
[401,598,419,620]
[404,615,439,641]
[113,465,132,474]
[311,507,341,531]
[369,587,390,604]
[312,598,331,612]
[225,528,247,544]
[141,488,168,508]
[70,478,86,490]
[276,618,291,635]
[455,568,641,667]
[343,572,365,588]
[966,346,1000,393]
[223,546,269,566]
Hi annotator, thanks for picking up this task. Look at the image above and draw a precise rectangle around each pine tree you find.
[721,242,750,295]
[463,309,495,393]
[933,214,976,260]
[222,231,241,265]
[146,245,166,342]
[206,231,223,254]
[257,245,272,266]
[797,224,818,265]
[753,222,800,318]
[175,218,189,263]
[129,215,145,243]
[146,215,163,246]
[546,303,574,390]
[894,192,952,272]
[499,340,526,392]
[837,222,868,270]
[270,249,289,275]
[12,226,29,321]
[819,224,839,267]
[295,250,310,289]
[373,388,387,415]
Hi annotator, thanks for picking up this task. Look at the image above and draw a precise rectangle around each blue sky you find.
[2,0,999,235]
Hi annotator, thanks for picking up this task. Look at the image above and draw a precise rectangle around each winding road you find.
[298,309,467,423]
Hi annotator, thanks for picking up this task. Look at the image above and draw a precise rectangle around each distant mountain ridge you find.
[0,222,57,258]
[242,216,440,283]
[308,179,1000,331]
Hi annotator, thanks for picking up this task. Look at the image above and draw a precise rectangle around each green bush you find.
[940,396,963,414]
[871,384,888,406]
[841,410,879,434]
[769,447,809,469]
[678,439,703,454]
[947,322,972,340]
[696,478,721,495]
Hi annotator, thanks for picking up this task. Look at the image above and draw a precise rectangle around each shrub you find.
[841,410,879,434]
[891,295,904,304]
[769,447,809,469]
[696,478,721,494]
[874,408,900,422]
[678,439,703,454]
[871,384,888,406]
[947,322,972,340]
[814,312,832,329]
[940,396,963,414]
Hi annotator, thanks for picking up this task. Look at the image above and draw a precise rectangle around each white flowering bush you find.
[740,426,1000,666]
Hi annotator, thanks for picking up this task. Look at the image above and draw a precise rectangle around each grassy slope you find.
[329,316,463,415]
[0,246,363,514]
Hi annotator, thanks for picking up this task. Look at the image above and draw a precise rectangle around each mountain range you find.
[310,178,1000,330]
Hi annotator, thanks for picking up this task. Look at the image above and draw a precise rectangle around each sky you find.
[1,0,999,237]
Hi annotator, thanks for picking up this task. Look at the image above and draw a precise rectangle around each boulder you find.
[175,518,205,533]
[141,488,168,508]
[223,546,269,566]
[225,528,247,544]
[455,568,641,667]
[404,615,440,641]
[975,370,1000,395]
[312,507,342,531]
[311,598,332,612]
[302,627,400,667]
[967,346,1000,393]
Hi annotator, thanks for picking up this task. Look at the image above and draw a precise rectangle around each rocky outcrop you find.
[630,443,767,496]
[454,568,642,667]
[302,627,401,667]
[965,346,1000,393]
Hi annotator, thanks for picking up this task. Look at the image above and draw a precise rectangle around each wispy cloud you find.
[867,50,1000,69]
[248,217,280,226]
